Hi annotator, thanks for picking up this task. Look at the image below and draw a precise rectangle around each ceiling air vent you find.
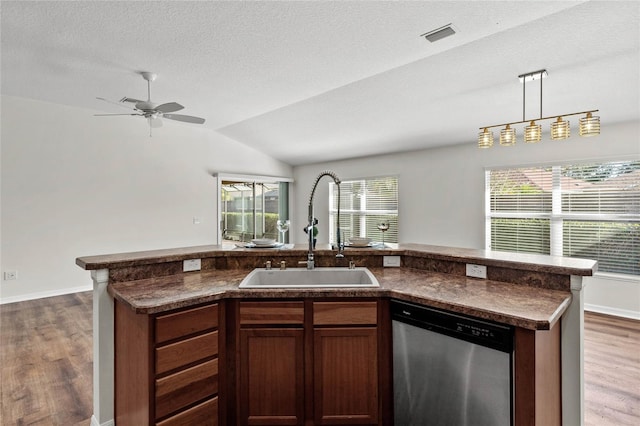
[421,24,456,43]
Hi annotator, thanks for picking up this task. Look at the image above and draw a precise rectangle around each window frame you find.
[485,160,640,276]
[214,173,292,244]
[329,175,399,245]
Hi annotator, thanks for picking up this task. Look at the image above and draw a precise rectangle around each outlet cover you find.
[183,259,201,272]
[3,271,18,280]
[383,256,401,267]
[466,264,487,279]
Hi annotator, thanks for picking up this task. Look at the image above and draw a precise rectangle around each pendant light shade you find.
[551,117,570,140]
[500,124,516,146]
[579,112,600,136]
[478,128,494,148]
[524,121,542,143]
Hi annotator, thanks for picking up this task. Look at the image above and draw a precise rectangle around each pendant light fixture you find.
[525,121,542,143]
[478,128,494,148]
[579,111,601,136]
[500,124,516,146]
[477,69,600,148]
[551,116,570,140]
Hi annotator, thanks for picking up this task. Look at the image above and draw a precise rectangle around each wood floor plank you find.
[584,311,640,426]
[1,293,638,425]
[1,292,93,425]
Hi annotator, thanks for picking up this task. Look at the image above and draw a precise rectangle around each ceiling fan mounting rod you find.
[141,72,157,102]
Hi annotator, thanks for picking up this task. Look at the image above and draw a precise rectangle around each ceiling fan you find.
[96,72,205,135]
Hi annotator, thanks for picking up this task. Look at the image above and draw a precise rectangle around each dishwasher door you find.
[392,303,513,426]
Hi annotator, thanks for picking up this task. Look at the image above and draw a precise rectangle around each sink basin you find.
[239,267,380,288]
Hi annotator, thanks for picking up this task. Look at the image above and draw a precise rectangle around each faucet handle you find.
[298,260,314,270]
[280,260,286,270]
[349,260,356,269]
[265,260,272,270]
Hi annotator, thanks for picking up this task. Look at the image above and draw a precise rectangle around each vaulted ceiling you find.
[2,1,638,165]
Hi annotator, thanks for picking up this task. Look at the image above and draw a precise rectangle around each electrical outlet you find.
[183,259,201,272]
[466,264,487,279]
[4,271,18,280]
[383,256,401,267]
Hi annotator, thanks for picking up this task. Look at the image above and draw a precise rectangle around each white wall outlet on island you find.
[466,264,487,279]
[3,271,18,280]
[383,256,401,267]
[183,259,201,272]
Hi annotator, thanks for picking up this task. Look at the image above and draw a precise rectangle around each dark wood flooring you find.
[1,292,638,425]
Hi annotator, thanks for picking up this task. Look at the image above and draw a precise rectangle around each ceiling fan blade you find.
[94,113,141,116]
[120,97,145,104]
[163,114,205,124]
[97,97,136,111]
[156,102,184,113]
[149,117,163,128]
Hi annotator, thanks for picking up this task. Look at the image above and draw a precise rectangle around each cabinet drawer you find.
[313,301,378,325]
[156,304,218,344]
[156,396,218,426]
[240,301,304,325]
[156,358,218,419]
[156,331,218,374]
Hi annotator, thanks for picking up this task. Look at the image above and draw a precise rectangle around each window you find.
[486,161,640,275]
[329,176,399,245]
[215,174,291,244]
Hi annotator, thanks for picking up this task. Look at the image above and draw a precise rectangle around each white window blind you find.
[329,176,399,244]
[487,161,640,275]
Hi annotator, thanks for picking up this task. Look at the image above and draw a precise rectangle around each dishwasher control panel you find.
[391,299,513,353]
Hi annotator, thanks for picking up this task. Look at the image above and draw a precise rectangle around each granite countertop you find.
[108,267,572,330]
[77,243,597,276]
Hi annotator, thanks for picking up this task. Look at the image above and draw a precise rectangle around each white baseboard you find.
[91,415,115,426]
[0,285,92,305]
[585,303,640,321]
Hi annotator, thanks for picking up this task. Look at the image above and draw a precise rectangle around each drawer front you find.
[156,331,218,374]
[155,358,218,419]
[313,301,378,325]
[240,301,304,325]
[156,396,218,426]
[156,304,218,344]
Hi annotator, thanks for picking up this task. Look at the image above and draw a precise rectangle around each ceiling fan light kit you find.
[95,71,205,136]
[478,69,600,148]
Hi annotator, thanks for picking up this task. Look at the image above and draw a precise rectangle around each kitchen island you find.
[77,243,596,426]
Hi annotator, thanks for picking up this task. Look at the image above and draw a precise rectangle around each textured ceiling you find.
[2,1,639,165]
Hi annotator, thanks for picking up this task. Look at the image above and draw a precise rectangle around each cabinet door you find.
[239,328,304,426]
[313,328,378,425]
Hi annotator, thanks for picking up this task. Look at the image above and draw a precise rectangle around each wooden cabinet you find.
[114,301,222,426]
[233,299,386,426]
[237,301,305,426]
[313,302,379,425]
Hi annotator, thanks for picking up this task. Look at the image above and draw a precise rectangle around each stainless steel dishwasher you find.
[391,299,514,426]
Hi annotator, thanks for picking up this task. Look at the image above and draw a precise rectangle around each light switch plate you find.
[183,259,201,272]
[383,256,401,267]
[466,263,487,279]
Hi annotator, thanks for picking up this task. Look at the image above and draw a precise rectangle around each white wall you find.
[292,120,640,319]
[0,96,292,303]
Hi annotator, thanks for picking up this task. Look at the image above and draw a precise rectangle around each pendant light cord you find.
[539,72,543,119]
